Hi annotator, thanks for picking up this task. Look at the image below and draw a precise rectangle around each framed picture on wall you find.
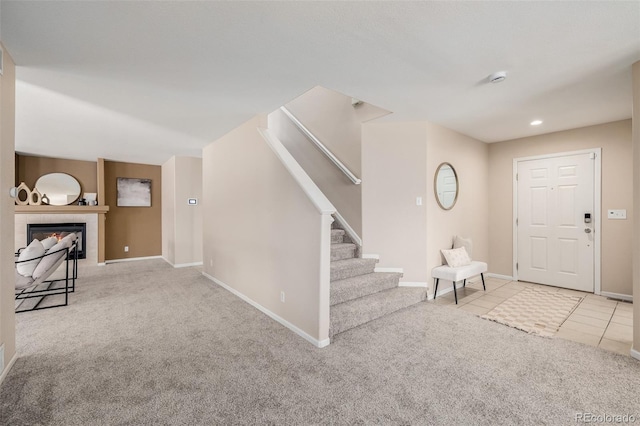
[117,177,151,207]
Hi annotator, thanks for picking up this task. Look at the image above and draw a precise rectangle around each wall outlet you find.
[607,209,627,220]
[124,246,129,252]
[416,196,423,206]
[280,291,285,303]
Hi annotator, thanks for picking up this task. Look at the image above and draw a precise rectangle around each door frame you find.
[512,148,602,294]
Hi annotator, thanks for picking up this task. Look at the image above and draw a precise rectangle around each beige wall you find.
[202,115,327,341]
[0,43,16,376]
[362,122,428,283]
[270,86,390,237]
[162,156,202,266]
[489,120,633,295]
[15,154,97,196]
[631,61,639,355]
[426,123,489,285]
[104,161,162,260]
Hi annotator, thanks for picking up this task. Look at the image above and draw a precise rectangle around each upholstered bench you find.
[432,261,487,304]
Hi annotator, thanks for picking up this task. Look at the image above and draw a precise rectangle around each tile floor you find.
[430,276,634,357]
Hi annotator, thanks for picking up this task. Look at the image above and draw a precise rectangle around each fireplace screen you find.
[27,223,87,259]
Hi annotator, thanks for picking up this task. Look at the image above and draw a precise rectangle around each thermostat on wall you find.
[188,198,198,205]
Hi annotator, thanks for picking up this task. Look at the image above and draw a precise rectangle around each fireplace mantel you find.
[15,205,109,214]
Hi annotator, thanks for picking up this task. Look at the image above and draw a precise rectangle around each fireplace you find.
[27,223,87,259]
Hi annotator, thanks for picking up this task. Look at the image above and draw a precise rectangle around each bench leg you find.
[453,281,458,304]
[434,278,440,300]
[481,273,486,291]
[463,279,466,288]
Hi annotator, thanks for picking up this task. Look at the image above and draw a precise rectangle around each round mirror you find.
[35,173,82,206]
[434,162,458,210]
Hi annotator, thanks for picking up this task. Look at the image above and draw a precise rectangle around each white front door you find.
[516,153,596,292]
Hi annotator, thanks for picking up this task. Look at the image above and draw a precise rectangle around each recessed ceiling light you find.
[530,120,543,126]
[489,71,507,83]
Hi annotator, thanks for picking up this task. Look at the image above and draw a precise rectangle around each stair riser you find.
[331,247,356,261]
[329,289,427,338]
[331,275,400,306]
[331,234,344,244]
[330,263,376,281]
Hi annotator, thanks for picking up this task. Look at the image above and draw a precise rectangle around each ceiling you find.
[1,1,639,165]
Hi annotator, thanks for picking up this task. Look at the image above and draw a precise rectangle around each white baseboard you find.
[600,291,633,302]
[97,262,106,266]
[361,254,380,260]
[0,352,18,387]
[399,281,428,288]
[202,272,329,348]
[486,273,514,281]
[631,348,640,362]
[162,258,204,268]
[105,255,163,264]
[374,267,404,274]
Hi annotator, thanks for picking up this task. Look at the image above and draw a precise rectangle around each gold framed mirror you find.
[434,162,458,210]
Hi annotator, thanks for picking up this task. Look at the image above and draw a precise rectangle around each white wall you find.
[202,115,330,343]
[0,43,16,380]
[162,156,203,267]
[631,61,640,357]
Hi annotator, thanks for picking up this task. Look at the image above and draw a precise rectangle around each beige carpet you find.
[481,287,583,337]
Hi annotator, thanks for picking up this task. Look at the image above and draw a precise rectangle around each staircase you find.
[329,224,427,339]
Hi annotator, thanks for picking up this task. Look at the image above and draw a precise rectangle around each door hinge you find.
[590,152,596,160]
[516,262,519,270]
[516,173,518,181]
[516,218,518,226]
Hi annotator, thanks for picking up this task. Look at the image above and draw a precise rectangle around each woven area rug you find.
[481,287,583,337]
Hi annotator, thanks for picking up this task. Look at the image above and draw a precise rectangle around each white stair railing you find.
[280,106,362,185]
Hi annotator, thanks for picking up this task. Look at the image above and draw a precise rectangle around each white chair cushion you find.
[16,239,45,277]
[32,239,71,281]
[441,247,472,268]
[432,261,488,282]
[41,236,58,251]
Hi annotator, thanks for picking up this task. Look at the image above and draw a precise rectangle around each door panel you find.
[517,153,594,292]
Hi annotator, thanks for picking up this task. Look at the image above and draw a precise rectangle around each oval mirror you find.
[35,173,82,206]
[434,162,458,210]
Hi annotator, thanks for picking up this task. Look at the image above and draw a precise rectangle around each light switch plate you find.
[607,209,627,220]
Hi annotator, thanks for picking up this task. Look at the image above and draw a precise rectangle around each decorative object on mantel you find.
[14,182,31,206]
[84,192,97,206]
[117,177,151,207]
[35,172,82,206]
[29,188,43,205]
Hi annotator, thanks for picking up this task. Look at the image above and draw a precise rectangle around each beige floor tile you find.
[458,303,489,316]
[476,294,507,304]
[603,323,633,344]
[598,338,632,357]
[583,295,618,306]
[612,308,633,319]
[558,320,605,338]
[555,328,601,346]
[576,301,616,314]
[503,281,534,290]
[483,281,507,291]
[467,298,500,310]
[614,302,634,311]
[566,313,610,328]
[610,314,632,327]
[571,307,613,321]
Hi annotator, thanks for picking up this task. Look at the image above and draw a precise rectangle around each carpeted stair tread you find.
[331,272,401,306]
[330,258,377,281]
[331,243,356,261]
[331,229,345,244]
[330,286,427,338]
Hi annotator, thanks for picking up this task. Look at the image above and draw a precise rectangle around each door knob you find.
[584,228,592,233]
